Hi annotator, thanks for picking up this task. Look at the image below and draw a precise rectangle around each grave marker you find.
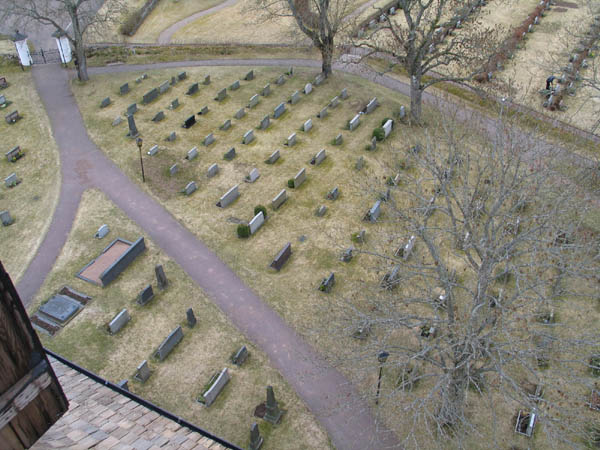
[293,168,306,188]
[270,242,291,270]
[126,114,139,138]
[207,163,219,178]
[266,150,280,164]
[216,184,240,208]
[245,70,254,81]
[264,386,284,424]
[232,345,248,366]
[178,71,187,81]
[170,164,179,176]
[341,248,353,262]
[119,83,129,95]
[304,83,313,95]
[186,308,196,327]
[203,133,215,146]
[5,110,21,124]
[230,80,240,90]
[315,205,327,217]
[364,200,381,222]
[326,187,339,200]
[317,106,328,119]
[314,73,325,85]
[243,129,255,144]
[383,119,393,137]
[137,284,154,306]
[215,88,227,101]
[259,115,270,130]
[154,326,184,361]
[261,84,271,96]
[0,210,13,226]
[340,88,349,99]
[108,309,130,334]
[199,368,230,407]
[169,98,180,110]
[310,149,326,166]
[198,105,209,115]
[95,224,109,239]
[289,90,300,104]
[329,96,339,108]
[249,211,265,234]
[349,114,360,131]
[159,80,170,94]
[271,189,287,209]
[276,74,285,85]
[126,103,138,115]
[133,360,150,383]
[285,133,296,146]
[355,156,364,170]
[220,119,231,130]
[5,173,19,188]
[334,134,343,145]
[203,75,211,85]
[235,108,246,119]
[112,117,122,127]
[365,97,379,114]
[152,111,165,122]
[166,131,177,142]
[248,94,260,108]
[186,83,199,96]
[273,103,286,119]
[369,137,377,151]
[100,97,111,108]
[5,146,24,162]
[224,147,236,160]
[183,115,196,128]
[246,168,260,183]
[183,181,197,195]
[155,264,168,289]
[186,147,198,160]
[318,273,335,293]
[147,145,159,156]
[303,118,313,132]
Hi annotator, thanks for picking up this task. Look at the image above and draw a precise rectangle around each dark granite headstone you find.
[155,264,168,289]
[231,345,248,366]
[183,115,196,128]
[270,243,291,271]
[126,114,138,138]
[186,308,196,328]
[137,284,154,305]
[154,326,184,361]
[264,386,284,424]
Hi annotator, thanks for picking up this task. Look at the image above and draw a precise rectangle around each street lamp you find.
[136,137,145,183]
[375,351,389,405]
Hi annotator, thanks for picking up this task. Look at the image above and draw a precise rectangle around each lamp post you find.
[375,351,389,405]
[136,137,145,183]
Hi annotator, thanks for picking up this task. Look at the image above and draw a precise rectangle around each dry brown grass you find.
[30,188,331,449]
[0,66,60,283]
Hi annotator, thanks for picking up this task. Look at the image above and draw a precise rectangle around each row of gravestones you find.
[2,79,23,227]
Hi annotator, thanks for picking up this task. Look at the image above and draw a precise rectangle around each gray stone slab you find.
[186,83,199,96]
[271,189,287,209]
[186,147,198,160]
[326,187,339,200]
[245,70,254,81]
[273,102,286,119]
[235,108,246,120]
[293,168,306,188]
[0,210,13,226]
[38,295,81,324]
[126,114,138,138]
[317,106,328,119]
[152,111,165,122]
[169,164,179,176]
[184,181,197,196]
[340,88,348,99]
[178,71,187,81]
[155,264,168,289]
[95,224,109,238]
[369,136,377,151]
[230,80,240,90]
[207,163,219,178]
[143,88,159,104]
[154,326,184,361]
[198,105,209,115]
[259,115,270,130]
[224,147,236,160]
[169,98,180,110]
[147,145,159,156]
[216,184,240,208]
[366,97,379,114]
[270,242,291,271]
[232,345,248,366]
[303,118,313,132]
[314,73,325,85]
[261,83,271,97]
[265,150,280,164]
[183,115,196,128]
[200,368,230,407]
[220,119,231,130]
[243,129,255,144]
[249,211,265,234]
[304,83,313,95]
[245,168,260,183]
[215,88,227,101]
[159,80,170,94]
[100,97,111,108]
[248,94,260,109]
[349,114,360,131]
[310,149,326,166]
[187,308,196,327]
[334,133,343,145]
[119,83,129,95]
[383,119,393,137]
[126,103,138,116]
[329,96,339,108]
[133,360,150,383]
[6,146,23,162]
[289,90,300,104]
[364,200,381,222]
[137,284,154,305]
[285,133,296,146]
[318,272,335,292]
[5,172,18,188]
[275,74,286,85]
[203,133,215,146]
[315,205,327,217]
[108,309,130,334]
[203,75,211,85]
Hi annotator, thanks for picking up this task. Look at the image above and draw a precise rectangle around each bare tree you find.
[327,109,600,448]
[2,0,125,81]
[355,0,497,122]
[253,0,353,76]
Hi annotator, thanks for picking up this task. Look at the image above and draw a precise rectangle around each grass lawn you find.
[29,188,331,450]
[0,65,60,282]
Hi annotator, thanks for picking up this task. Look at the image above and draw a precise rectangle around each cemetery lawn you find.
[0,66,60,282]
[29,188,332,450]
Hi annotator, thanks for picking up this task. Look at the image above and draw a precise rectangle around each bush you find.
[381,117,393,127]
[287,179,295,188]
[254,205,267,219]
[119,9,143,36]
[237,224,250,238]
[373,127,385,141]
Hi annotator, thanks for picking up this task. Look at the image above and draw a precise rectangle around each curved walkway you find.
[20,62,399,450]
[158,0,240,44]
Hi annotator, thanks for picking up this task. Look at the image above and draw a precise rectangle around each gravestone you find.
[266,150,280,164]
[364,200,381,222]
[5,146,24,162]
[112,116,122,127]
[334,133,343,145]
[119,83,129,95]
[270,242,291,270]
[199,368,230,407]
[142,88,159,104]
[287,66,293,76]
[340,88,349,99]
[271,189,287,209]
[293,168,306,188]
[314,73,325,85]
[169,98,180,110]
[232,345,248,366]
[0,210,13,226]
[317,106,328,119]
[5,111,20,124]
[198,105,209,115]
[186,83,199,96]
[216,185,240,208]
[126,114,139,138]
[315,205,327,217]
[108,309,130,334]
[349,114,360,131]
[249,211,265,234]
[169,164,179,176]
[220,119,231,130]
[133,360,150,383]
[383,119,393,137]
[261,84,271,96]
[235,108,246,119]
[396,235,416,260]
[154,326,184,361]
[137,284,154,306]
[38,295,81,324]
[207,163,219,178]
[329,96,339,108]
[369,137,377,151]
[186,308,196,327]
[152,111,165,122]
[289,90,300,104]
[215,88,227,101]
[304,83,313,95]
[276,74,285,85]
[178,71,187,81]
[224,147,236,160]
[286,133,297,146]
[170,76,178,86]
[341,248,353,262]
[303,119,313,132]
[243,130,255,144]
[245,70,254,81]
[319,273,335,292]
[135,77,142,84]
[246,168,260,183]
[366,97,379,114]
[326,187,339,200]
[203,75,211,85]
[259,115,270,130]
[100,97,111,108]
[398,105,406,120]
[203,133,215,146]
[230,80,240,90]
[186,147,198,160]
[126,103,138,115]
[183,181,197,195]
[310,149,326,166]
[248,94,260,108]
[5,173,19,188]
[155,264,168,289]
[159,80,170,94]
[95,224,109,239]
[117,380,129,391]
[183,115,196,128]
[273,103,286,119]
[264,386,284,424]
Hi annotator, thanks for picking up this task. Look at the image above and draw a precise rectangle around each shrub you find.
[119,9,143,36]
[381,117,393,127]
[254,205,267,219]
[287,179,295,188]
[373,127,385,141]
[237,224,250,238]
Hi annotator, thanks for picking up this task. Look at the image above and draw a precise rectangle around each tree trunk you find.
[410,74,423,123]
[320,40,333,77]
[70,7,89,82]
[437,370,467,427]
[75,44,88,82]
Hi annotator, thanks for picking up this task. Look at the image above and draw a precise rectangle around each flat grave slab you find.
[38,295,82,325]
